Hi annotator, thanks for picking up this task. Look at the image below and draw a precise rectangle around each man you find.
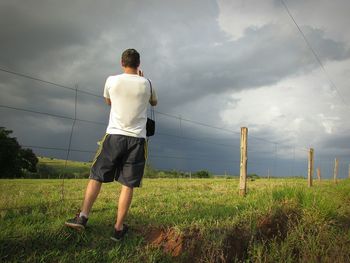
[65,48,158,241]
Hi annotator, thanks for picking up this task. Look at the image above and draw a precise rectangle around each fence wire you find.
[0,67,349,212]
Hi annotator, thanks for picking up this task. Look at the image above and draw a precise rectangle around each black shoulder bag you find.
[146,79,155,137]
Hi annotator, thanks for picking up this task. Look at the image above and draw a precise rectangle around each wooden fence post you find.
[307,148,314,187]
[239,127,248,196]
[348,164,350,179]
[334,158,339,184]
[316,167,321,182]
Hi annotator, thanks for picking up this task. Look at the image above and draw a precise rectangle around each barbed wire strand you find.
[1,102,309,156]
[0,66,307,149]
[61,85,78,200]
[10,143,239,165]
[280,0,349,108]
[0,104,240,149]
[1,102,345,180]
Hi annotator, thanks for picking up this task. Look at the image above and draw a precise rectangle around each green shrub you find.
[37,163,59,179]
[193,170,212,178]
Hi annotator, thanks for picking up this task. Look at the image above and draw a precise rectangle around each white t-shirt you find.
[103,73,157,138]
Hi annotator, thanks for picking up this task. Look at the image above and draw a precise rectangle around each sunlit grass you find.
[1,178,350,262]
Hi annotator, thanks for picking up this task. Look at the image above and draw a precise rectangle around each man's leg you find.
[115,185,134,230]
[65,179,102,229]
[111,137,144,240]
[81,179,102,217]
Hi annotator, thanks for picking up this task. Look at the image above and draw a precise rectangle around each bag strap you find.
[147,79,155,120]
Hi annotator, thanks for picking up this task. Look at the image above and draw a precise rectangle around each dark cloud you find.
[0,1,89,67]
[318,132,350,154]
[0,0,349,176]
[157,23,350,109]
[304,27,350,61]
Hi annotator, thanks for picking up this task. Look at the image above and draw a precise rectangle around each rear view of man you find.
[65,48,158,241]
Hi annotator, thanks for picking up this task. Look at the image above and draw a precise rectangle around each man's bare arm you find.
[149,99,157,106]
[105,98,111,105]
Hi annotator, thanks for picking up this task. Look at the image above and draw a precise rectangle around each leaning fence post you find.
[317,167,321,182]
[239,127,248,196]
[333,158,339,184]
[307,148,314,187]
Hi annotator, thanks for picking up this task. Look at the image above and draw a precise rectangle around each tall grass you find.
[0,178,350,262]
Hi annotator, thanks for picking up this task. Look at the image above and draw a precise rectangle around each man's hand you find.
[105,98,111,105]
[138,69,144,77]
[149,99,157,106]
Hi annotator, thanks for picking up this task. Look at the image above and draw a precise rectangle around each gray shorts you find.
[90,134,147,187]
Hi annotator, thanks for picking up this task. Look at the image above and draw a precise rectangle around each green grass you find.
[37,157,91,178]
[1,178,350,262]
[39,156,91,168]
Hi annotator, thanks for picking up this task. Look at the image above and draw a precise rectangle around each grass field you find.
[38,157,91,169]
[1,178,350,262]
[37,157,91,178]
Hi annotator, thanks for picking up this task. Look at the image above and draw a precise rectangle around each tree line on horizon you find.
[1,126,264,180]
[0,127,215,179]
[0,127,38,178]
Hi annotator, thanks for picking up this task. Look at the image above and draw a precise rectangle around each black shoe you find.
[111,224,129,241]
[65,213,88,230]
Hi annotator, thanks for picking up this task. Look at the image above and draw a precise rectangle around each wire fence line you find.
[0,66,347,173]
[0,104,240,150]
[61,86,78,200]
[14,140,347,178]
[280,0,349,109]
[1,66,350,211]
[0,65,309,150]
[0,68,242,205]
[16,144,238,166]
[1,2,349,212]
[0,66,310,177]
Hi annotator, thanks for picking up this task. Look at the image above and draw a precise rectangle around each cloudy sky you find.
[1,0,349,177]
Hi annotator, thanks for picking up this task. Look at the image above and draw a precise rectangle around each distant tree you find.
[247,173,260,181]
[0,127,38,178]
[19,148,38,173]
[0,127,21,178]
[193,170,212,178]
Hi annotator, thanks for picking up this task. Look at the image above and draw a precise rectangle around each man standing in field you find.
[65,48,158,241]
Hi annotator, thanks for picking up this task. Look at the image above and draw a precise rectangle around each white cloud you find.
[217,0,280,40]
[215,0,350,160]
[219,57,350,156]
[285,0,350,45]
[217,0,350,44]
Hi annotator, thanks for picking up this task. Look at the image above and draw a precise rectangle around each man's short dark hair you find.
[121,49,140,69]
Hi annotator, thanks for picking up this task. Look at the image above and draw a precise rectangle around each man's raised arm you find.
[105,98,111,105]
[149,96,157,106]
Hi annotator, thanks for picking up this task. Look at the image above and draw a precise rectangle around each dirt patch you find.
[145,227,184,257]
[182,228,203,261]
[142,226,203,260]
[256,204,300,242]
[143,225,250,262]
[139,204,300,262]
[223,226,251,262]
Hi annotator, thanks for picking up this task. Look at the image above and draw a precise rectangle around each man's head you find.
[121,49,140,69]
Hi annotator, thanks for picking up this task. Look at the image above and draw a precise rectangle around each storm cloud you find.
[1,0,350,177]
